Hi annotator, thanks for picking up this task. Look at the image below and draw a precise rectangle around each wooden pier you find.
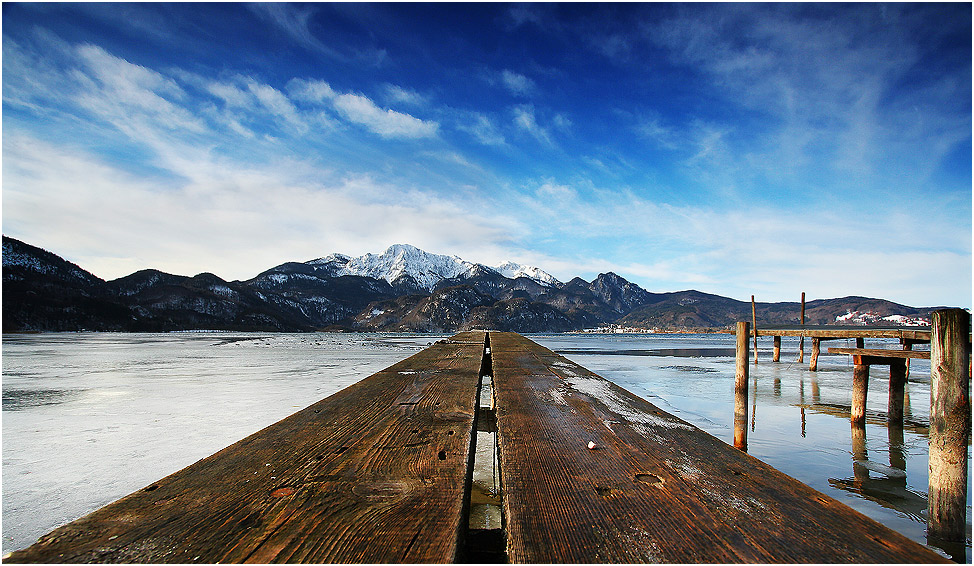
[735,309,971,559]
[6,331,949,563]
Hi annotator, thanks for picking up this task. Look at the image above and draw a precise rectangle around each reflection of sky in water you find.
[1,332,968,560]
[531,333,969,561]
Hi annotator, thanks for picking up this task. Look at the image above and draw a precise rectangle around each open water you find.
[2,332,970,560]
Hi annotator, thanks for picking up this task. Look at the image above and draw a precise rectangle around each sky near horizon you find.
[2,2,971,307]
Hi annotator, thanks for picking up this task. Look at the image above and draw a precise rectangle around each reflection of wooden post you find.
[751,296,758,364]
[887,359,906,424]
[851,358,869,425]
[734,321,749,451]
[773,336,781,362]
[809,338,821,371]
[888,424,906,475]
[797,292,805,363]
[927,308,971,548]
[851,423,868,485]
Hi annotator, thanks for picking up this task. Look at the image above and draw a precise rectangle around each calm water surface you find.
[2,332,970,559]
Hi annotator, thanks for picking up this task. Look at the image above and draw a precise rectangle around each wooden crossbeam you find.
[828,347,931,362]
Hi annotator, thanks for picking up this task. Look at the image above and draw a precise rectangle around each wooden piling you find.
[927,308,971,549]
[851,360,869,425]
[797,292,806,363]
[810,337,821,371]
[751,296,758,364]
[734,321,749,451]
[887,359,907,424]
[773,336,781,362]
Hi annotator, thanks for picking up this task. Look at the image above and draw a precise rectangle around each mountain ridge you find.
[2,235,947,333]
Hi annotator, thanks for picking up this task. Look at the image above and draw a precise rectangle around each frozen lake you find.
[2,331,970,559]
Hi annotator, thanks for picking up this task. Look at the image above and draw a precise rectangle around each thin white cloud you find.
[383,84,428,106]
[512,178,970,306]
[244,79,307,133]
[205,81,253,109]
[75,44,205,135]
[460,113,506,146]
[249,3,339,59]
[639,3,969,195]
[288,78,438,139]
[332,92,438,139]
[249,3,387,66]
[501,69,536,96]
[513,104,553,145]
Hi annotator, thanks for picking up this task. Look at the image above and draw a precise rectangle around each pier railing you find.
[7,331,950,563]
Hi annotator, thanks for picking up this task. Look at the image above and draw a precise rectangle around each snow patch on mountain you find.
[493,261,560,286]
[835,310,930,326]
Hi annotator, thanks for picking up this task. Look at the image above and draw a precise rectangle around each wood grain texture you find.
[828,347,932,360]
[753,327,932,340]
[6,332,487,564]
[489,331,948,564]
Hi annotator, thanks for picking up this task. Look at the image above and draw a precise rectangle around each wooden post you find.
[773,336,781,362]
[902,339,913,379]
[797,292,806,363]
[809,337,821,371]
[927,308,971,550]
[751,296,758,364]
[851,357,869,425]
[887,359,906,424]
[734,321,749,451]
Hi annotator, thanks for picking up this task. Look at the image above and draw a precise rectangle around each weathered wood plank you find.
[6,332,487,564]
[751,327,932,340]
[489,331,947,563]
[828,347,931,360]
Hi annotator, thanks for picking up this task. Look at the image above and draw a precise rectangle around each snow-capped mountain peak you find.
[492,261,561,286]
[332,244,479,291]
[308,245,559,290]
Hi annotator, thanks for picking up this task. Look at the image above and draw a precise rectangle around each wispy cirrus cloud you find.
[331,92,438,139]
[639,4,970,197]
[288,78,438,139]
[508,178,970,303]
[459,113,506,146]
[512,104,553,145]
[500,70,536,97]
[383,84,428,107]
[248,3,387,66]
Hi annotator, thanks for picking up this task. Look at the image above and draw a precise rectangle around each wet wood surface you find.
[488,331,948,563]
[5,332,487,564]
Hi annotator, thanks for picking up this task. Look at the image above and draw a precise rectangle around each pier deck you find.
[5,331,947,563]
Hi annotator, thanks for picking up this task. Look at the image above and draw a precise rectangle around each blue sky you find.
[3,3,971,307]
